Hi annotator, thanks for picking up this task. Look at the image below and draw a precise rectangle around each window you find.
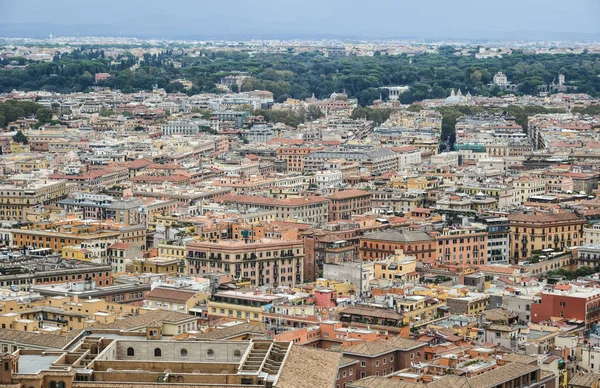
[361,361,366,367]
[127,347,135,357]
[207,349,215,359]
[375,361,379,367]
[390,356,394,362]
[154,348,162,357]
[361,372,366,378]
[410,353,414,360]
[234,350,241,359]
[383,358,387,364]
[180,348,188,358]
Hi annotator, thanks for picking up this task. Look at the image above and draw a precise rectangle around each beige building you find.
[0,178,74,221]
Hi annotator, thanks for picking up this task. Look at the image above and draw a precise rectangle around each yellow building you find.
[507,211,585,263]
[9,142,31,154]
[373,250,418,283]
[15,158,48,173]
[144,287,209,315]
[396,295,446,327]
[158,243,187,260]
[131,257,183,275]
[0,296,141,334]
[0,178,73,221]
[207,290,286,323]
[314,278,355,295]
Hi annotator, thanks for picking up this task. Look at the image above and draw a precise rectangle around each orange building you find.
[431,227,488,266]
[359,230,435,261]
[275,146,322,172]
[327,189,372,221]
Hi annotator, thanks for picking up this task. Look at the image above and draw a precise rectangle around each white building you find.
[430,151,459,167]
[394,146,422,169]
[584,224,600,245]
[315,170,343,190]
[493,72,509,86]
[161,120,210,136]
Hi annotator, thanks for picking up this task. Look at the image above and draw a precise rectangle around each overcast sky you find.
[1,0,599,40]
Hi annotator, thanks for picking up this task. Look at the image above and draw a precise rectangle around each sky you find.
[1,0,599,41]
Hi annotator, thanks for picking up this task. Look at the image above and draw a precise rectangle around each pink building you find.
[314,288,337,308]
[95,73,111,83]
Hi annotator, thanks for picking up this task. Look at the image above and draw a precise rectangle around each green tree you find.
[306,105,323,121]
[36,107,53,123]
[13,130,28,145]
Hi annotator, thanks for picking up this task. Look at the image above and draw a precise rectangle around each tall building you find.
[359,230,435,262]
[186,239,304,287]
[0,177,73,221]
[507,211,585,263]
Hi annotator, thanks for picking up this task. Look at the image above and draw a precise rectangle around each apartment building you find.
[342,337,427,379]
[0,178,73,221]
[217,194,330,224]
[207,290,286,323]
[431,227,488,266]
[50,166,130,190]
[359,230,436,261]
[186,239,304,287]
[531,285,600,328]
[327,189,372,221]
[276,146,323,172]
[507,211,585,263]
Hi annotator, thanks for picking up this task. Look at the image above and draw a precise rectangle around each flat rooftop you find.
[18,353,62,374]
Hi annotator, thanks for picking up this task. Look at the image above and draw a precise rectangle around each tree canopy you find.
[1,49,599,106]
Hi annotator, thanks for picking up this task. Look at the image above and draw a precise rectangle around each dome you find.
[330,92,339,99]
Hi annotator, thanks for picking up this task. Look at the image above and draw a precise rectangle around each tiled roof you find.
[328,189,371,200]
[340,306,404,321]
[277,345,342,388]
[507,211,582,223]
[194,323,266,340]
[90,310,195,331]
[145,287,199,302]
[348,376,424,388]
[362,230,433,243]
[468,362,539,388]
[499,353,537,364]
[428,375,471,388]
[0,328,72,349]
[341,336,424,357]
[569,372,600,388]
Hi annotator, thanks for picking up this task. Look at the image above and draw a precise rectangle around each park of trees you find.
[1,47,600,107]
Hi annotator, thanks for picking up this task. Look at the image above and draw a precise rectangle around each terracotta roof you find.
[218,193,330,207]
[277,345,342,388]
[126,158,153,169]
[507,211,582,223]
[109,242,132,250]
[468,362,539,388]
[348,376,424,388]
[145,287,199,302]
[90,310,195,331]
[341,336,424,357]
[0,327,72,349]
[328,189,371,200]
[569,372,600,388]
[195,323,266,340]
[340,306,404,321]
